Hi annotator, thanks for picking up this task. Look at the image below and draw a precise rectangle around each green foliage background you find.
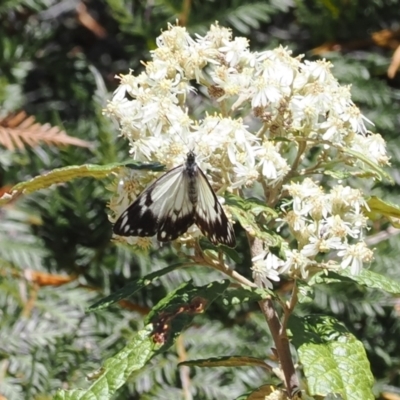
[1,0,400,399]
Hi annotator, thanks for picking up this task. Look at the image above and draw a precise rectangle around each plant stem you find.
[250,237,299,398]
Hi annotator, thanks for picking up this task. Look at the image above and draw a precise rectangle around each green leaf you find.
[309,271,360,286]
[144,279,231,351]
[226,194,277,217]
[235,384,280,400]
[198,237,241,263]
[57,280,230,398]
[366,196,400,225]
[324,169,352,180]
[221,285,274,307]
[289,315,374,400]
[340,268,400,294]
[0,160,164,205]
[145,279,230,325]
[180,355,271,370]
[54,325,158,400]
[88,263,186,311]
[311,268,400,295]
[296,280,315,304]
[226,193,283,249]
[341,148,392,183]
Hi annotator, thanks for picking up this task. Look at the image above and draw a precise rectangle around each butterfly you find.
[113,151,236,247]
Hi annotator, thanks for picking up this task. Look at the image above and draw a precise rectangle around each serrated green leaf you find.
[146,279,230,324]
[88,263,185,311]
[180,355,271,370]
[289,315,374,400]
[340,268,400,294]
[57,281,230,398]
[296,280,315,304]
[145,279,231,350]
[308,271,357,286]
[0,160,164,205]
[226,193,277,216]
[54,325,157,400]
[311,268,400,295]
[53,389,85,400]
[221,285,274,306]
[225,193,282,249]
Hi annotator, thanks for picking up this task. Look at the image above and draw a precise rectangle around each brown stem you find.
[286,139,307,181]
[250,237,299,398]
[281,280,298,335]
[176,335,193,400]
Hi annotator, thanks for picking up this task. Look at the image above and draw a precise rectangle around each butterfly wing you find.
[113,165,195,241]
[194,168,236,248]
[154,168,196,242]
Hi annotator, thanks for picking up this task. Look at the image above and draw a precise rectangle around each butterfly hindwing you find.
[194,168,236,248]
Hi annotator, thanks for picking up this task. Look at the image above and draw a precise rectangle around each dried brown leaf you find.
[0,111,92,151]
[388,44,400,79]
[76,2,107,38]
[24,270,78,286]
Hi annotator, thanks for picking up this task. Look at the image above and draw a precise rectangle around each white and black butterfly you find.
[113,151,236,247]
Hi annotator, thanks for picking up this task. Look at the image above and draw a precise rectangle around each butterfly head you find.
[185,150,197,168]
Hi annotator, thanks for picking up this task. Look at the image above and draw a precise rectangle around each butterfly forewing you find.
[194,168,236,247]
[113,165,194,240]
[113,152,236,247]
[155,167,196,241]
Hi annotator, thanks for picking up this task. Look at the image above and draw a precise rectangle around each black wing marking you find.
[194,168,236,248]
[113,165,195,241]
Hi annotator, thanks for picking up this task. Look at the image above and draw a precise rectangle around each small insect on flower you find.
[113,151,236,247]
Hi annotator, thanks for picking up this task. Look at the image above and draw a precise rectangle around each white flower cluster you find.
[105,23,387,280]
[253,180,375,287]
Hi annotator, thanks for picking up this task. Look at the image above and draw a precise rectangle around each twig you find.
[191,250,257,288]
[365,226,400,246]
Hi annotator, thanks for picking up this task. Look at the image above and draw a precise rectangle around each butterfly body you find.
[113,151,236,247]
[185,151,199,205]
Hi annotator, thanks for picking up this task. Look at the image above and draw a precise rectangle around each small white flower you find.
[280,249,312,278]
[232,162,259,188]
[301,234,342,257]
[351,133,389,166]
[329,185,368,216]
[337,241,374,275]
[196,23,232,49]
[278,210,306,233]
[326,214,364,239]
[284,179,324,216]
[219,37,250,66]
[299,59,334,85]
[252,251,283,289]
[256,142,290,184]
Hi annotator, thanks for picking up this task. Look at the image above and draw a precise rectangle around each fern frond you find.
[225,3,273,34]
[0,208,47,270]
[0,111,91,151]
